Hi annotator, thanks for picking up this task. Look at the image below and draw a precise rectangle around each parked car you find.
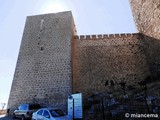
[32,108,71,120]
[13,103,41,120]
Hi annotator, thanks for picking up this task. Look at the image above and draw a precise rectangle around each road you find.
[0,115,5,118]
[0,115,18,120]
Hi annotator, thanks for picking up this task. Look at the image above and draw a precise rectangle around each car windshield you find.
[50,109,65,117]
[19,104,28,110]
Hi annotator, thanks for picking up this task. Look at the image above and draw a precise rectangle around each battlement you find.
[73,33,138,40]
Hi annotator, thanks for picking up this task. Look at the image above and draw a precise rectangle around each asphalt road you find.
[0,115,18,120]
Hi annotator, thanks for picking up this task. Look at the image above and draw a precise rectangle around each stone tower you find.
[129,0,160,80]
[8,11,76,113]
[129,0,160,39]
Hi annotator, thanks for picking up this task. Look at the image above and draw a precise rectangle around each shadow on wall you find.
[140,33,160,81]
[73,33,152,98]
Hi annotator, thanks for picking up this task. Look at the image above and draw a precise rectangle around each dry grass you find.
[0,110,6,115]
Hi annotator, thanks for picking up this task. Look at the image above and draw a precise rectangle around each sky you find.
[0,0,137,106]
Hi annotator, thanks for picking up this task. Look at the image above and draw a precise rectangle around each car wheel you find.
[21,115,25,120]
[12,113,16,119]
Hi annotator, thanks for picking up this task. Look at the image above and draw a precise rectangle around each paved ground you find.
[0,115,18,120]
[0,115,5,118]
[0,116,12,120]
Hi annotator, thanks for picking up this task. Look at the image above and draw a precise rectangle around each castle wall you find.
[8,11,74,112]
[140,34,160,80]
[129,0,160,39]
[129,0,160,80]
[73,33,150,97]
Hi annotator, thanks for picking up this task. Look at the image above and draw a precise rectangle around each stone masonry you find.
[72,34,150,96]
[8,0,160,115]
[129,0,160,39]
[129,0,160,80]
[8,11,76,113]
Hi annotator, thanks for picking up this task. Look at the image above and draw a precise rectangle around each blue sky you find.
[0,0,136,105]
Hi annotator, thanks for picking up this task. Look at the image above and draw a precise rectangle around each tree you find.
[1,103,6,110]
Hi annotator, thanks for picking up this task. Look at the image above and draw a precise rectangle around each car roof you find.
[20,103,40,105]
[40,108,60,110]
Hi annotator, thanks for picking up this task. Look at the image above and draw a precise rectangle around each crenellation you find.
[127,33,131,37]
[121,34,127,37]
[115,34,120,37]
[103,34,109,38]
[73,35,79,39]
[73,32,150,97]
[91,35,97,39]
[74,33,138,40]
[97,34,103,38]
[108,34,115,38]
[86,35,90,39]
[80,35,85,39]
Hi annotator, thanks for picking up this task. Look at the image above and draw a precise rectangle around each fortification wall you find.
[129,0,160,39]
[8,11,74,113]
[72,33,150,97]
[140,34,160,80]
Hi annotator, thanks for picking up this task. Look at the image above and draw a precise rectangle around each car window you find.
[50,109,65,117]
[29,104,41,110]
[37,110,43,115]
[43,110,50,117]
[19,104,28,110]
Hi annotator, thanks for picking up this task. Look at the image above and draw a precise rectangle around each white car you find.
[32,108,71,120]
